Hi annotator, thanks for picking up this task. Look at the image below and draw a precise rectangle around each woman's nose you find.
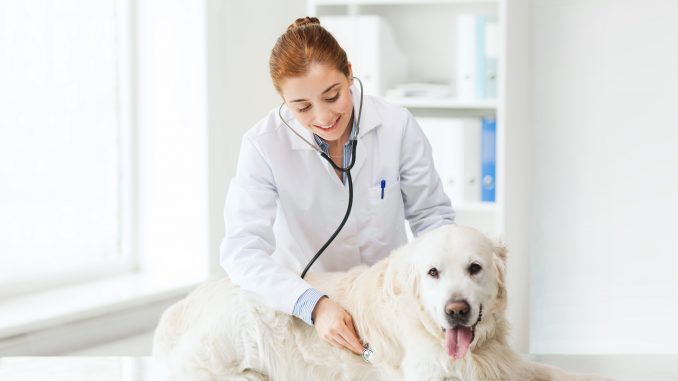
[313,107,334,126]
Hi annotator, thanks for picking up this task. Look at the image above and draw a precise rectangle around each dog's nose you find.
[445,300,470,325]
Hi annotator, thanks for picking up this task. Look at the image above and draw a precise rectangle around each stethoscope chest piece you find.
[362,343,374,363]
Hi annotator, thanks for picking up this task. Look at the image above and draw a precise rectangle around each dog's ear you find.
[492,239,508,304]
[383,247,419,299]
[493,239,507,264]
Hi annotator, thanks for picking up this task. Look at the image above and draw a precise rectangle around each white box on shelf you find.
[416,117,482,205]
[320,15,407,96]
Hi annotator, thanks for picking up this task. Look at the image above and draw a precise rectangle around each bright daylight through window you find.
[0,0,131,294]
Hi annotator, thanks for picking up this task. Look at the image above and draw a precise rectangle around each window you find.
[0,0,133,295]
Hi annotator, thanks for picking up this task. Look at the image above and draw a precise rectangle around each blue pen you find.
[380,179,386,199]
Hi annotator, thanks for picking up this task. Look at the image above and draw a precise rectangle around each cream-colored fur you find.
[153,225,612,381]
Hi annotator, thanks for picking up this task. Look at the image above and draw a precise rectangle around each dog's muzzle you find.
[445,300,472,326]
[442,304,484,360]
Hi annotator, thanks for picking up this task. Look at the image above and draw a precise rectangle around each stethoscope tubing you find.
[300,139,357,278]
[278,77,364,279]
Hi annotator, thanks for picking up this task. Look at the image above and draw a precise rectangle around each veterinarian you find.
[220,16,455,357]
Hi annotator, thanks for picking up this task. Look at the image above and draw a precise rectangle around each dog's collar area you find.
[470,304,483,343]
[473,304,483,328]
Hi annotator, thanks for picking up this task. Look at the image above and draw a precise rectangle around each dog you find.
[153,224,612,381]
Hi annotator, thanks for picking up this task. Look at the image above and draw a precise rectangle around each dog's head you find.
[386,224,507,360]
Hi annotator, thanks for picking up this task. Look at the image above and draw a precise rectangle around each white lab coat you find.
[219,85,455,315]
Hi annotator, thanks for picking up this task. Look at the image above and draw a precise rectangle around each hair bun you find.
[287,16,320,31]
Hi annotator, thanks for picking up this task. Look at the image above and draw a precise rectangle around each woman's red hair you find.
[269,17,350,93]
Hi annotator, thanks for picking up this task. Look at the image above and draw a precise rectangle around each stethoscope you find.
[277,76,364,279]
[278,76,375,363]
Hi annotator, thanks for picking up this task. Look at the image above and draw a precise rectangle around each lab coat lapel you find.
[280,106,319,152]
[280,86,381,185]
[350,93,380,180]
[280,106,347,187]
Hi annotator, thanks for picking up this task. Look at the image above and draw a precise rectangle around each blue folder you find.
[481,117,496,202]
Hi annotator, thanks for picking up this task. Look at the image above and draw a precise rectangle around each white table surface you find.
[0,357,168,381]
[0,355,677,380]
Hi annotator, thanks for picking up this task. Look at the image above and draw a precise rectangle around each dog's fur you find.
[153,225,611,381]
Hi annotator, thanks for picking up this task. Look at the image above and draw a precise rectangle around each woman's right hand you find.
[312,296,364,355]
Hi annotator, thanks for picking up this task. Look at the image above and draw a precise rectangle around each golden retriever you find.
[153,225,612,381]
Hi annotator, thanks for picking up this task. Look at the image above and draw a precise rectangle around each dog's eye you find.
[468,263,482,275]
[427,267,439,279]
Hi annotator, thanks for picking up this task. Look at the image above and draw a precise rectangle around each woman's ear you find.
[347,61,354,84]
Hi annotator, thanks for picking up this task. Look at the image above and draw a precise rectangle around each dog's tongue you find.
[446,327,473,360]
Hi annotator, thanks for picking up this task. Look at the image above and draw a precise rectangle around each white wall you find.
[503,0,533,354]
[136,0,209,279]
[206,0,306,275]
[531,0,678,354]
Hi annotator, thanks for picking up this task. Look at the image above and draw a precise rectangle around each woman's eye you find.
[468,263,482,275]
[297,104,311,113]
[325,94,339,102]
[428,267,439,279]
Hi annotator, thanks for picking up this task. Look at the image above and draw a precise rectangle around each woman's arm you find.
[222,132,364,355]
[219,133,312,315]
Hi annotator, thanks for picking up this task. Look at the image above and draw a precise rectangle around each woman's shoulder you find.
[363,94,415,132]
[244,107,284,141]
[361,94,415,139]
[364,93,411,118]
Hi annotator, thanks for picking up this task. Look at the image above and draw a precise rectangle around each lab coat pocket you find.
[368,179,404,244]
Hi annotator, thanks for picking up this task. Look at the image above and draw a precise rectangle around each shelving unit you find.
[309,0,498,6]
[387,96,497,111]
[308,0,503,237]
[308,0,532,355]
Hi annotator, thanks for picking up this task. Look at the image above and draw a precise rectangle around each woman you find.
[220,17,455,357]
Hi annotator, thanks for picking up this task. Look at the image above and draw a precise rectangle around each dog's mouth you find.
[442,304,483,360]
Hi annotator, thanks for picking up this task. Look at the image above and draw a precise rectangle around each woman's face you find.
[279,63,354,145]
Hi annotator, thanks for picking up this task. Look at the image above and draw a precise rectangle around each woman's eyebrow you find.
[290,83,340,103]
[322,83,341,94]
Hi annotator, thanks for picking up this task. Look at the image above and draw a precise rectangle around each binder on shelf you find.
[456,14,498,100]
[416,117,482,204]
[462,119,482,203]
[475,15,486,99]
[320,15,406,96]
[457,14,477,100]
[481,117,496,202]
[484,18,499,99]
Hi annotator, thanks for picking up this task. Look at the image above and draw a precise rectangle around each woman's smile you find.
[313,115,341,131]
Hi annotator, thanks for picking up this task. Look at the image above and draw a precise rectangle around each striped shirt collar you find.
[312,118,358,184]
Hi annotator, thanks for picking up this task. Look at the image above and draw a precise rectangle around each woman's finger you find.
[337,324,363,354]
[344,315,364,353]
[330,332,353,353]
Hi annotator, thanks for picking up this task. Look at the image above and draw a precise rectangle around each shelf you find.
[311,0,499,6]
[386,96,497,110]
[311,0,502,236]
[455,201,496,213]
